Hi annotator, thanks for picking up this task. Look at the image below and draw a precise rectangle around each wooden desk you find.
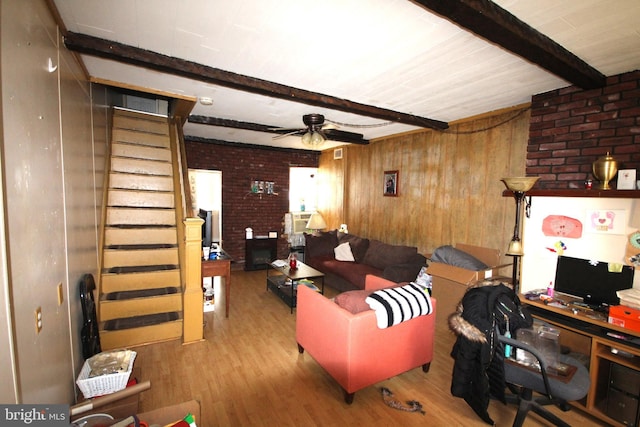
[523,297,640,426]
[202,251,232,317]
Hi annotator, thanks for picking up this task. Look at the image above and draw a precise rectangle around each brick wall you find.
[185,139,318,266]
[527,70,640,189]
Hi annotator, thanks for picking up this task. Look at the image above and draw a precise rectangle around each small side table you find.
[202,250,232,317]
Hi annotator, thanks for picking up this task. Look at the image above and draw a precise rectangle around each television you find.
[554,255,635,307]
[198,209,213,247]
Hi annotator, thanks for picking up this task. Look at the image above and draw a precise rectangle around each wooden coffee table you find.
[266,260,324,313]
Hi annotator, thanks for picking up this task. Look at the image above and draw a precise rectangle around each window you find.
[289,167,318,213]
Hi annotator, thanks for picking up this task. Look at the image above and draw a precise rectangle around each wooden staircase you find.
[98,108,184,350]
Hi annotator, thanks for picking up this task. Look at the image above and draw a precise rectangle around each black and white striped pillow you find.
[365,283,433,329]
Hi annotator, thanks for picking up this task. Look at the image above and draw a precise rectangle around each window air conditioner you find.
[291,212,313,234]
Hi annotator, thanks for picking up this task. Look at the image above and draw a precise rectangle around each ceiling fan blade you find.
[269,126,303,131]
[321,123,338,131]
[323,128,368,144]
[272,129,304,140]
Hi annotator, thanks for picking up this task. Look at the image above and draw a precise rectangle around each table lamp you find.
[306,213,327,235]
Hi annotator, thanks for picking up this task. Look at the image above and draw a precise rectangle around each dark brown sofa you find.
[304,230,427,292]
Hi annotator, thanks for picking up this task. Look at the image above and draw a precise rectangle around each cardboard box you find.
[608,305,640,333]
[426,243,511,330]
[426,243,510,285]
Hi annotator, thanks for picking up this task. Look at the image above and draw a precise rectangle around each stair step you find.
[103,312,180,331]
[109,172,174,192]
[101,270,181,293]
[114,115,169,135]
[105,227,178,246]
[112,141,172,162]
[112,128,170,148]
[114,107,168,124]
[108,189,175,209]
[111,156,173,176]
[103,264,178,274]
[105,244,176,250]
[99,320,183,350]
[104,287,179,300]
[100,292,182,321]
[103,247,179,268]
[107,224,176,229]
[106,207,177,226]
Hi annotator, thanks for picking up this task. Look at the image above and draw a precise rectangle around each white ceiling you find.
[53,0,640,150]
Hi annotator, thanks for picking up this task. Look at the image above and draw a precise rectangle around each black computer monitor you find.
[198,209,213,247]
[554,255,635,307]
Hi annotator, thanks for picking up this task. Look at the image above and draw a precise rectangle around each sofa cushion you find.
[337,232,369,263]
[334,242,355,262]
[315,258,382,290]
[305,230,338,258]
[431,245,489,271]
[334,289,372,314]
[363,239,419,270]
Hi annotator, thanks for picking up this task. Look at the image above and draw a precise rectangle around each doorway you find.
[188,169,222,312]
[188,169,222,242]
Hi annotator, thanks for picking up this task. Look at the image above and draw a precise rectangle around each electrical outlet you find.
[35,307,42,334]
[57,283,63,306]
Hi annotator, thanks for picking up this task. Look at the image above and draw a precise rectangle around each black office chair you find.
[498,330,591,427]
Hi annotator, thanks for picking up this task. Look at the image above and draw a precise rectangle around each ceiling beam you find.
[412,0,606,89]
[188,115,369,144]
[63,32,448,131]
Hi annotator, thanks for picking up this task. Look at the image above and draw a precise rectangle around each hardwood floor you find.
[132,270,607,426]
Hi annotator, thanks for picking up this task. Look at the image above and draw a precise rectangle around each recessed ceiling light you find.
[199,97,213,106]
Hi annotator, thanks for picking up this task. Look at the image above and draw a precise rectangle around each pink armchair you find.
[296,274,437,403]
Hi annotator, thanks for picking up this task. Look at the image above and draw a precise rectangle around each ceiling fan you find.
[272,114,368,146]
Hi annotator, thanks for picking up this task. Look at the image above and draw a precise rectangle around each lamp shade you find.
[306,213,327,230]
[501,177,539,192]
[506,239,524,256]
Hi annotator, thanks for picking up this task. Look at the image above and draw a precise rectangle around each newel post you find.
[183,217,204,344]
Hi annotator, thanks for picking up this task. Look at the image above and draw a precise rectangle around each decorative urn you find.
[592,152,618,190]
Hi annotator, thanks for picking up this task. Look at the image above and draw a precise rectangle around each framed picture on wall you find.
[384,170,398,197]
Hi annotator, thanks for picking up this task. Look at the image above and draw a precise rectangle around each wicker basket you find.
[76,350,136,398]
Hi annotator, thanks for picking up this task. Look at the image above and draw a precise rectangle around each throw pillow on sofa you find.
[334,289,372,314]
[365,283,434,328]
[431,245,489,271]
[337,232,369,263]
[334,242,355,262]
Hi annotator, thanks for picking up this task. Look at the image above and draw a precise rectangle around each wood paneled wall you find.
[317,107,531,263]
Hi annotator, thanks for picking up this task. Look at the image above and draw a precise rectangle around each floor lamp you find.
[501,177,539,294]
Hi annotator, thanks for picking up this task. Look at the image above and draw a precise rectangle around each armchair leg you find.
[344,390,355,405]
[422,362,431,372]
[297,343,304,354]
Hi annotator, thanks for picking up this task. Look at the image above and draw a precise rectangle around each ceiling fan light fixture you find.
[310,131,325,146]
[301,129,326,147]
[301,131,312,146]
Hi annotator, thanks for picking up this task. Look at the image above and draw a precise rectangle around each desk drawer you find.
[607,386,639,426]
[611,363,640,397]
